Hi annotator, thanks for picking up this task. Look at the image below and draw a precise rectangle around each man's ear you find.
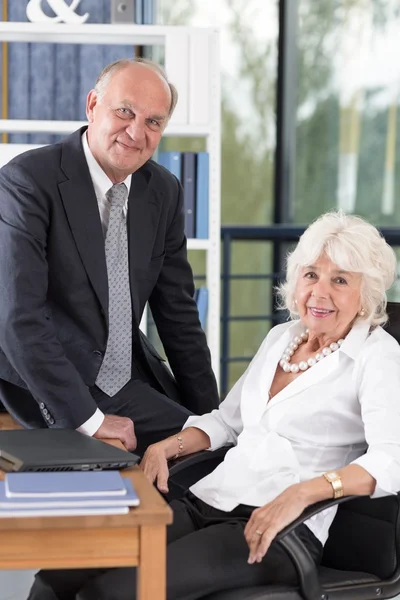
[86,89,98,123]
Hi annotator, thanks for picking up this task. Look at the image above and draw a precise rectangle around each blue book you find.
[195,152,209,239]
[0,479,139,508]
[29,42,56,145]
[143,0,154,24]
[5,471,127,498]
[158,151,182,181]
[196,287,209,331]
[8,0,30,143]
[182,152,196,239]
[135,0,143,24]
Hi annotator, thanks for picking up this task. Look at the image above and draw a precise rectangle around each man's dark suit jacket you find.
[0,127,219,428]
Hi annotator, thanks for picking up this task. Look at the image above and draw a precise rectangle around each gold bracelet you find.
[172,435,184,460]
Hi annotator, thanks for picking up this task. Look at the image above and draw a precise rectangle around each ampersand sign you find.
[26,0,89,24]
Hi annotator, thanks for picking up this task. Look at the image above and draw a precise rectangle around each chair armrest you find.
[168,446,231,477]
[274,495,365,600]
[277,530,323,600]
[276,494,361,541]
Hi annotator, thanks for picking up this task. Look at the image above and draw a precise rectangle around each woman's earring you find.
[359,308,365,317]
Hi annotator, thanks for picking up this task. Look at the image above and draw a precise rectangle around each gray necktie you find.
[95,183,132,396]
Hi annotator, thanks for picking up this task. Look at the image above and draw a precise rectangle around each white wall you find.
[0,571,37,600]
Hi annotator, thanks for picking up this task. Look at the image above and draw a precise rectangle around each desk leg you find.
[137,525,166,600]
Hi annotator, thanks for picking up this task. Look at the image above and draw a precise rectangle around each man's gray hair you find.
[94,57,178,118]
[277,211,397,327]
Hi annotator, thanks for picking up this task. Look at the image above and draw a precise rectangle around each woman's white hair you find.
[277,211,397,327]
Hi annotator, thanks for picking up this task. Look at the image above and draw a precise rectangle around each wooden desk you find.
[0,416,173,600]
[0,413,22,430]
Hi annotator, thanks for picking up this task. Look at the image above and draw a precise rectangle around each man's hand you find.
[244,484,308,564]
[93,414,137,451]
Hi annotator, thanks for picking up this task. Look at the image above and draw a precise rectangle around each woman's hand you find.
[244,484,308,564]
[140,427,212,494]
[140,440,172,494]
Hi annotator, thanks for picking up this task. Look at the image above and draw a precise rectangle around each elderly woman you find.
[32,211,400,600]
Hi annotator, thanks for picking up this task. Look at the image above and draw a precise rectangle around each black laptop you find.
[0,429,140,472]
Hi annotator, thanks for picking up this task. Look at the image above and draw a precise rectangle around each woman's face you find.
[295,254,362,339]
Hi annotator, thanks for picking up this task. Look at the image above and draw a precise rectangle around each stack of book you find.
[158,151,209,239]
[134,0,156,24]
[0,471,139,518]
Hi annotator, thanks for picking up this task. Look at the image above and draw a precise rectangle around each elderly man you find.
[0,58,219,454]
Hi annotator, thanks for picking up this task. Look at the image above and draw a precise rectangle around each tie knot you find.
[107,183,127,207]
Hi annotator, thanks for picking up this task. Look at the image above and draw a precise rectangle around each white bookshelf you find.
[0,22,221,385]
[0,119,213,137]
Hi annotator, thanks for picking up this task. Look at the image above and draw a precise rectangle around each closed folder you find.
[5,471,127,498]
[0,479,139,508]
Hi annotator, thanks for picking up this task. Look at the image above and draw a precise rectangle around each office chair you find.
[79,301,400,600]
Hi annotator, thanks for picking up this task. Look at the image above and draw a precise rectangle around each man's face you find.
[86,63,171,183]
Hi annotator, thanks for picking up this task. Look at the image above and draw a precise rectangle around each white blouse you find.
[184,319,400,545]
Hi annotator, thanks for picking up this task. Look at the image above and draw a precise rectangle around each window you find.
[294,0,400,226]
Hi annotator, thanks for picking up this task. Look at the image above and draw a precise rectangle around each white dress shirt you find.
[77,132,132,436]
[184,319,400,545]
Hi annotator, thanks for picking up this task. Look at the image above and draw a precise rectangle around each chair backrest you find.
[322,495,400,578]
[385,301,400,343]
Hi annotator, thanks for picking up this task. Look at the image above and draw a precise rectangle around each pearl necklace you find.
[279,329,344,374]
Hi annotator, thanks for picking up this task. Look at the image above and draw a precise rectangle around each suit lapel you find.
[58,131,163,327]
[127,167,161,323]
[58,129,109,319]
